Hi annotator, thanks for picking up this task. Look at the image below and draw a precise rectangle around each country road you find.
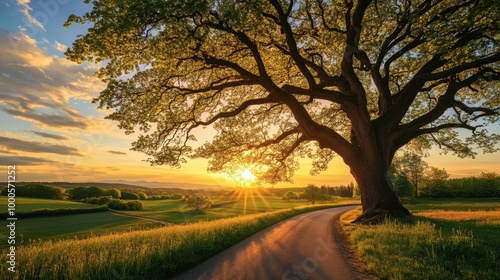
[173,205,358,280]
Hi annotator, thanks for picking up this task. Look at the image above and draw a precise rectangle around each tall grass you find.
[342,208,499,280]
[3,204,352,280]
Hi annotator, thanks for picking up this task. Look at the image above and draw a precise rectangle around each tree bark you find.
[350,161,411,224]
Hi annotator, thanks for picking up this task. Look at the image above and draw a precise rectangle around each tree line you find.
[391,152,500,200]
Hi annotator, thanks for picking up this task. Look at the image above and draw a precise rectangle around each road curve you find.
[173,205,358,280]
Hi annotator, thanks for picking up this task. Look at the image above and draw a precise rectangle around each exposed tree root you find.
[351,206,411,225]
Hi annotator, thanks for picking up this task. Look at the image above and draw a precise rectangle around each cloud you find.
[2,105,88,129]
[16,0,46,32]
[0,136,83,156]
[0,155,54,166]
[53,40,67,52]
[28,130,69,140]
[0,29,105,129]
[107,150,127,155]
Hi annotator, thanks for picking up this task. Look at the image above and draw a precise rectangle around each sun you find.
[240,168,256,182]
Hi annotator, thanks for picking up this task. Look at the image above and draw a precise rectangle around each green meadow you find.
[117,189,351,223]
[2,193,498,280]
[0,192,357,247]
[0,198,160,246]
[1,203,355,280]
[0,197,96,213]
[341,198,500,280]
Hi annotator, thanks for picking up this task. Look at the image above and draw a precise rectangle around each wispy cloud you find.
[0,155,54,165]
[2,105,88,129]
[28,130,69,140]
[107,150,127,155]
[53,40,67,52]
[16,0,46,32]
[0,136,83,156]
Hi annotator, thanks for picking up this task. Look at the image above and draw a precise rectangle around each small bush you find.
[184,193,211,211]
[107,199,143,211]
[126,200,143,210]
[282,191,298,200]
[85,196,113,205]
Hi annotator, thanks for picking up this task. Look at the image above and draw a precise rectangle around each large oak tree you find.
[66,0,499,223]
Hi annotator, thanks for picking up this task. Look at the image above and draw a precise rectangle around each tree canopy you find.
[66,0,499,220]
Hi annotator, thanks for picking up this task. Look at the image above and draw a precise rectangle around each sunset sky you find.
[0,0,498,188]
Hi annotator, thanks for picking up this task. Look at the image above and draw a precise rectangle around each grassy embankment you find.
[341,198,500,280]
[1,203,357,280]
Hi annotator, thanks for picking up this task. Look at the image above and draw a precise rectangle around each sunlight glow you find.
[241,168,256,182]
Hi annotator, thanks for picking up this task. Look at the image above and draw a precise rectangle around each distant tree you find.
[185,193,212,211]
[66,0,500,222]
[1,184,65,200]
[171,193,183,200]
[67,186,108,200]
[479,172,499,180]
[353,184,361,199]
[105,188,121,199]
[107,199,143,210]
[121,192,140,200]
[303,184,322,205]
[421,167,450,197]
[282,191,298,200]
[393,152,428,197]
[320,185,327,195]
[393,174,415,202]
[137,192,148,200]
[331,183,355,197]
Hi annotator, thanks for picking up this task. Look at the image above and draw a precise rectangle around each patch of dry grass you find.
[415,210,500,224]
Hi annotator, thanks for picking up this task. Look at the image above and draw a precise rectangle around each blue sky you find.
[0,0,498,188]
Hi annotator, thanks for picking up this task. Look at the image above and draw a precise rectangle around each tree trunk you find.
[415,178,418,198]
[350,162,411,224]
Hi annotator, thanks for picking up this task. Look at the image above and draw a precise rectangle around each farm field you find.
[115,189,358,223]
[341,198,500,280]
[0,197,158,247]
[0,197,97,213]
[0,211,160,248]
[0,192,357,247]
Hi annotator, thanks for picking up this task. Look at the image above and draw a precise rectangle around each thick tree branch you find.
[315,0,346,34]
[396,68,497,136]
[163,79,258,95]
[280,84,353,105]
[422,53,500,81]
[248,127,301,149]
[269,0,317,88]
[193,96,276,127]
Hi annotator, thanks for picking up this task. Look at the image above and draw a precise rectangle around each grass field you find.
[0,197,161,247]
[117,189,358,223]
[7,212,160,244]
[1,203,356,280]
[0,197,96,213]
[0,192,357,248]
[341,198,500,280]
